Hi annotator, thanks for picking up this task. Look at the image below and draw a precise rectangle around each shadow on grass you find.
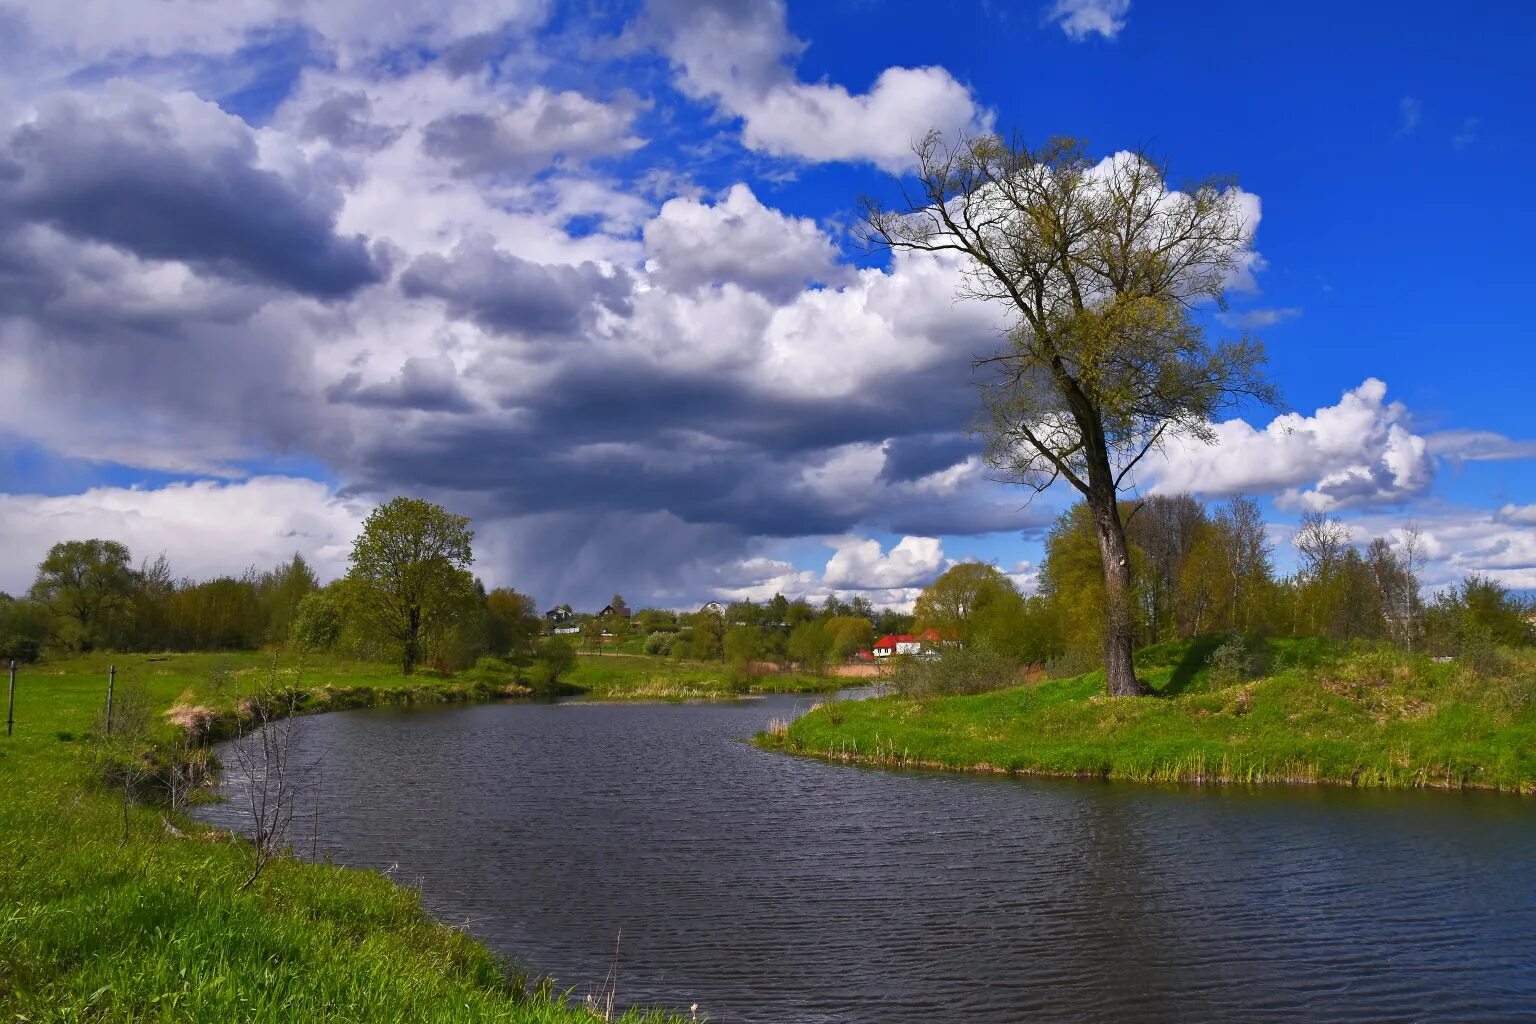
[1155,634,1226,697]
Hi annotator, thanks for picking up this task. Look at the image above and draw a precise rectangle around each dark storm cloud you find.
[326,357,477,414]
[299,91,402,151]
[400,238,633,337]
[880,432,978,483]
[0,86,382,299]
[337,346,1044,546]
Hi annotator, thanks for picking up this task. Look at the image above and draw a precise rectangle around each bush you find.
[886,643,1022,697]
[0,634,41,664]
[643,630,676,656]
[1207,637,1255,688]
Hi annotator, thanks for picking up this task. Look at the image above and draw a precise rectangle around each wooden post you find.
[5,660,14,737]
[105,665,116,736]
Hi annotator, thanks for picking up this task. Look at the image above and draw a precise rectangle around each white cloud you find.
[1149,378,1434,512]
[1425,429,1536,463]
[0,478,368,595]
[822,535,947,590]
[1497,503,1536,526]
[1396,96,1421,136]
[647,0,989,171]
[1218,306,1301,330]
[1044,0,1131,41]
[643,184,844,300]
[738,66,987,173]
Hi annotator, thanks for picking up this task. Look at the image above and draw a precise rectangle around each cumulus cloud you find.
[400,236,633,337]
[822,535,947,590]
[645,0,989,171]
[421,88,644,176]
[0,83,382,298]
[1497,503,1536,526]
[0,478,367,595]
[643,184,843,300]
[1044,0,1131,41]
[1149,378,1434,512]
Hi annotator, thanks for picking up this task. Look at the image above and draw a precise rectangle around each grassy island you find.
[0,652,686,1022]
[761,639,1536,794]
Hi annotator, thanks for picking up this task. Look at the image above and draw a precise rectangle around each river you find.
[197,692,1536,1023]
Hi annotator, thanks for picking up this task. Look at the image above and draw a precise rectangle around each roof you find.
[873,633,913,648]
[852,649,875,662]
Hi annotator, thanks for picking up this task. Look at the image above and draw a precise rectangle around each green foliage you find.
[785,620,832,674]
[884,642,1024,698]
[344,498,477,676]
[289,589,343,652]
[642,630,676,656]
[30,538,136,651]
[530,636,577,691]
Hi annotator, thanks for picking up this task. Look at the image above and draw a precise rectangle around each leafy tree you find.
[913,562,1018,642]
[690,606,726,660]
[485,588,541,661]
[723,625,762,665]
[530,635,577,691]
[30,539,136,651]
[289,589,343,652]
[786,620,832,674]
[824,616,875,660]
[260,553,320,646]
[0,593,49,663]
[344,498,476,675]
[864,134,1275,695]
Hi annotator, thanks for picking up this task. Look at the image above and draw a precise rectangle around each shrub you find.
[886,643,1022,697]
[1207,637,1255,688]
[643,631,676,656]
[0,634,41,664]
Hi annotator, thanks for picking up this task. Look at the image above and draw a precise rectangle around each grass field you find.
[0,650,687,1022]
[762,638,1536,793]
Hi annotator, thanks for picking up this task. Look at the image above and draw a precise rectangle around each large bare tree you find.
[863,133,1276,696]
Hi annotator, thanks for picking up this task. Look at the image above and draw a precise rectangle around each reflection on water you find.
[199,694,1536,1023]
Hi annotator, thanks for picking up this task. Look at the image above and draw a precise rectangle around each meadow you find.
[763,638,1536,793]
[0,650,690,1022]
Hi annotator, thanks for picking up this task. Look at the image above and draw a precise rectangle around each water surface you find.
[199,694,1536,1023]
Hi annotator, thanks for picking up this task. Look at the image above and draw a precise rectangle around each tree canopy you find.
[863,132,1276,696]
[344,497,477,675]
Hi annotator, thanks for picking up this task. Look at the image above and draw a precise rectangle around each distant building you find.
[872,630,945,658]
[698,601,727,617]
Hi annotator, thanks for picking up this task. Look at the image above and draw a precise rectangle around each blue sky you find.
[0,0,1532,607]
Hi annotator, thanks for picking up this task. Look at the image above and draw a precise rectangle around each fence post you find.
[106,664,116,736]
[5,660,14,737]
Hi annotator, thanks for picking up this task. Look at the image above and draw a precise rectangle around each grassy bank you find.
[0,651,685,1022]
[565,653,836,701]
[762,639,1536,793]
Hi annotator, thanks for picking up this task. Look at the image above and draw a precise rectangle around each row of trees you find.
[895,493,1533,686]
[0,499,547,676]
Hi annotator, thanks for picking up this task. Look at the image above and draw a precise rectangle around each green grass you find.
[565,653,836,701]
[0,650,688,1022]
[763,639,1536,793]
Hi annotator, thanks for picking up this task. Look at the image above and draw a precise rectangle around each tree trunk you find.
[402,605,420,676]
[1089,495,1144,697]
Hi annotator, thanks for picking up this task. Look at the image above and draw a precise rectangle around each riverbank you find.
[0,651,686,1021]
[761,639,1536,793]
